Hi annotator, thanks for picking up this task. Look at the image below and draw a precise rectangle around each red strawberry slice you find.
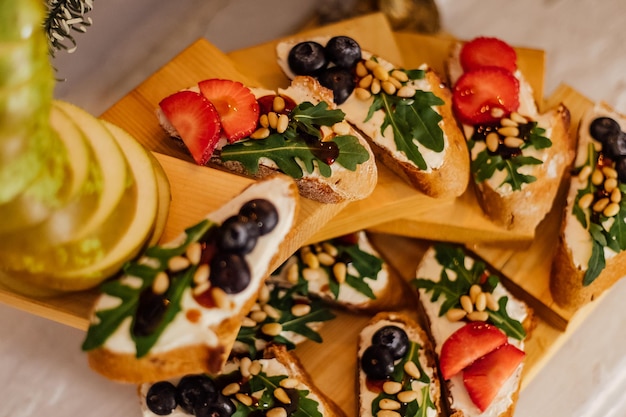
[159,90,221,165]
[452,66,520,125]
[463,343,526,412]
[198,79,260,143]
[460,36,517,73]
[439,322,507,380]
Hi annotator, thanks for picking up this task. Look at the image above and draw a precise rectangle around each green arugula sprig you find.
[235,283,335,358]
[81,219,215,356]
[220,101,370,178]
[411,243,526,340]
[469,122,552,191]
[571,143,626,285]
[364,68,445,170]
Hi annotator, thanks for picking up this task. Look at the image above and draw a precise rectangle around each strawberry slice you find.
[198,79,260,143]
[460,36,517,73]
[439,322,507,380]
[452,66,520,125]
[463,343,526,411]
[159,90,221,165]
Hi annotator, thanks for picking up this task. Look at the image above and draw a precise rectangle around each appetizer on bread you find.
[448,36,574,234]
[140,344,347,417]
[81,175,298,383]
[412,243,534,417]
[357,312,443,417]
[269,231,410,312]
[551,102,626,309]
[276,36,470,198]
[157,76,377,204]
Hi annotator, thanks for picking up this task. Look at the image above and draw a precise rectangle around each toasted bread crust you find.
[473,104,574,234]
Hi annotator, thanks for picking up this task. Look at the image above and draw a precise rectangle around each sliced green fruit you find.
[147,152,172,246]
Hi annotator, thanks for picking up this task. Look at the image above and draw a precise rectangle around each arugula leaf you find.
[487,297,526,340]
[584,240,606,286]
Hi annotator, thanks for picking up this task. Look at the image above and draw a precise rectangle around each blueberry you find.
[616,158,626,183]
[317,66,355,105]
[216,215,259,254]
[132,289,168,337]
[325,36,361,69]
[239,199,279,235]
[371,325,409,360]
[176,374,218,414]
[288,41,328,76]
[589,117,621,144]
[210,252,251,294]
[603,132,626,160]
[361,344,395,380]
[146,381,178,415]
[195,393,236,417]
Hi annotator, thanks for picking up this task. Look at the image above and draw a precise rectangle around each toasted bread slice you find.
[139,344,347,417]
[269,230,411,312]
[158,76,377,204]
[550,102,626,309]
[276,36,470,199]
[81,175,298,383]
[357,312,444,416]
[447,39,575,235]
[412,244,534,417]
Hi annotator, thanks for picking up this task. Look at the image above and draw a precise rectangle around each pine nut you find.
[396,86,416,98]
[486,132,500,152]
[467,311,489,322]
[379,399,401,410]
[272,96,286,113]
[259,114,269,128]
[322,242,338,257]
[593,197,610,213]
[469,284,482,303]
[383,381,402,395]
[373,65,389,81]
[578,165,592,182]
[611,188,622,203]
[578,193,595,209]
[268,112,278,129]
[274,387,291,404]
[241,316,257,327]
[222,382,240,396]
[591,169,604,185]
[152,271,169,295]
[276,114,289,134]
[280,377,299,389]
[267,407,287,417]
[261,322,283,337]
[403,361,421,379]
[186,242,202,265]
[378,411,401,417]
[303,252,319,269]
[475,292,487,312]
[390,69,409,82]
[249,360,262,376]
[498,126,520,137]
[364,59,378,71]
[258,283,270,303]
[510,112,527,124]
[446,308,467,322]
[460,295,474,313]
[382,81,396,95]
[332,121,351,136]
[604,177,618,192]
[500,117,518,127]
[263,303,281,320]
[291,303,311,317]
[359,74,373,89]
[192,281,210,296]
[251,127,270,139]
[604,202,620,217]
[302,267,324,282]
[168,255,190,272]
[212,287,231,309]
[333,262,347,284]
[317,252,335,266]
[236,393,253,406]
[388,76,402,89]
[602,166,618,179]
[287,263,299,284]
[485,292,499,311]
[355,87,372,101]
[193,263,210,284]
[356,61,368,77]
[397,390,419,403]
[240,356,252,378]
[250,310,267,323]
[371,79,381,94]
[504,137,524,148]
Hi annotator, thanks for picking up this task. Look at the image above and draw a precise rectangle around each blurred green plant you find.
[45,0,94,56]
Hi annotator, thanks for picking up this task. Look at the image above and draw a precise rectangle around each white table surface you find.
[3,1,626,416]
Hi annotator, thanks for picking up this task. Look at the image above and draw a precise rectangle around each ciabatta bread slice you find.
[550,102,626,309]
[81,175,298,383]
[158,76,377,204]
[447,38,575,235]
[139,344,347,417]
[269,231,411,312]
[357,312,443,417]
[412,244,534,417]
[276,36,470,198]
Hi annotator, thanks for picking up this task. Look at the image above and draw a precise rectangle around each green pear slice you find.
[147,151,171,247]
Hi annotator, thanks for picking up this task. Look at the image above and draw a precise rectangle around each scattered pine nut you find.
[460,295,474,313]
[593,197,610,213]
[403,361,421,379]
[333,262,347,284]
[355,87,372,101]
[383,381,402,395]
[235,393,253,406]
[591,169,604,186]
[503,137,524,148]
[268,112,279,129]
[486,132,500,152]
[379,398,401,410]
[251,127,270,139]
[396,85,416,98]
[485,292,499,311]
[467,311,489,322]
[578,165,592,182]
[266,407,287,417]
[291,303,311,317]
[193,263,210,285]
[168,255,190,272]
[272,95,286,113]
[276,114,289,134]
[186,242,202,265]
[578,193,594,209]
[475,292,487,312]
[604,202,620,217]
[446,308,467,322]
[497,126,520,137]
[274,387,291,404]
[397,390,419,403]
[280,377,299,389]
[152,271,169,295]
[261,322,283,337]
[286,263,299,284]
[222,382,240,396]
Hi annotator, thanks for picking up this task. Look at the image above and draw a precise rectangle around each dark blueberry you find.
[603,133,626,160]
[616,158,626,183]
[325,36,361,69]
[361,344,395,380]
[589,117,622,144]
[288,41,328,76]
[371,325,409,360]
[216,215,259,254]
[239,199,279,235]
[195,393,236,417]
[146,381,178,415]
[317,66,355,105]
[210,252,251,294]
[176,374,218,414]
[132,289,168,337]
